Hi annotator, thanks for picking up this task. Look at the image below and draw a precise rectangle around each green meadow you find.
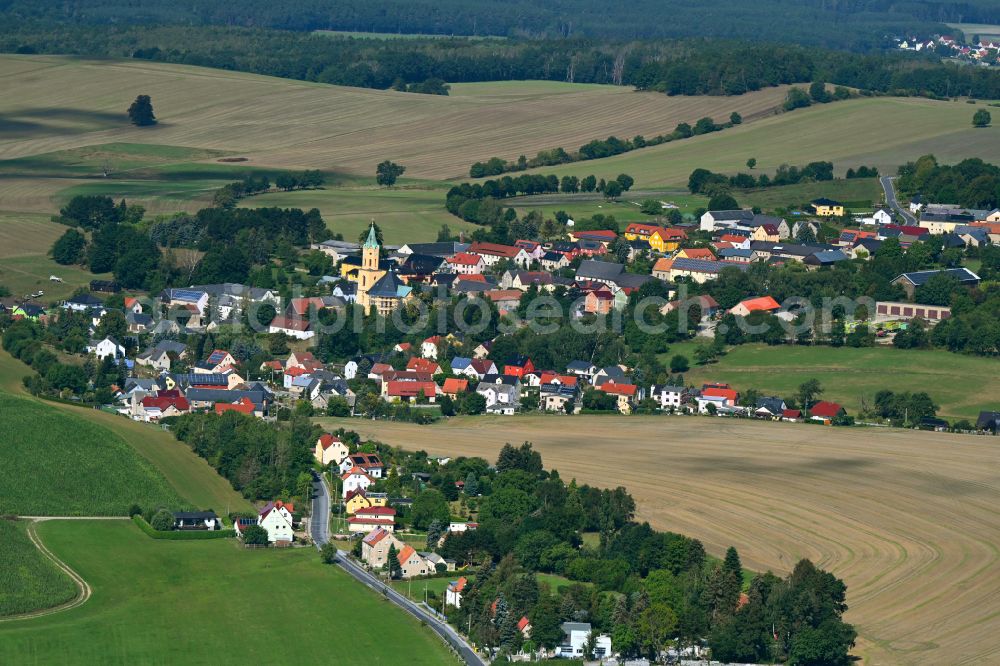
[0,521,458,665]
[0,520,77,618]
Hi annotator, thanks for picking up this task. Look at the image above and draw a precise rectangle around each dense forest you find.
[3,0,999,49]
[6,16,1000,98]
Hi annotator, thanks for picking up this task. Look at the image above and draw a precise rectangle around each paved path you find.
[880,175,917,224]
[308,473,484,666]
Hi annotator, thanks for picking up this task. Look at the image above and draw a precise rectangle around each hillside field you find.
[0,351,251,514]
[0,520,77,618]
[318,414,1000,665]
[661,342,1000,421]
[0,520,458,665]
[523,96,1000,188]
[0,55,792,179]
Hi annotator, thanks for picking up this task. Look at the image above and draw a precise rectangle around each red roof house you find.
[809,401,844,420]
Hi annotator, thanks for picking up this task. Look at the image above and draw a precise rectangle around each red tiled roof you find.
[469,241,521,258]
[809,401,843,418]
[370,362,394,376]
[681,248,715,260]
[355,506,396,517]
[442,378,469,394]
[703,387,738,403]
[214,397,255,415]
[449,577,468,592]
[347,517,395,525]
[574,229,617,240]
[406,358,440,374]
[517,616,531,631]
[317,433,342,450]
[448,252,484,266]
[386,380,438,398]
[342,466,373,481]
[782,409,802,419]
[397,545,417,563]
[363,527,392,546]
[599,383,637,396]
[269,315,310,331]
[142,395,190,411]
[734,296,781,313]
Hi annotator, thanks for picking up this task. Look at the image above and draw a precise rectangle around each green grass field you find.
[0,521,457,665]
[239,182,477,243]
[522,96,1000,188]
[509,190,708,224]
[0,520,77,617]
[736,178,882,212]
[947,23,1000,41]
[0,393,182,516]
[664,342,1000,421]
[0,351,251,514]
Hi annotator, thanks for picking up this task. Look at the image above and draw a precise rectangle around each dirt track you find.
[318,415,1000,665]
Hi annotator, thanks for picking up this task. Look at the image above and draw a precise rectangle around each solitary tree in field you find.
[127,94,157,126]
[973,109,992,128]
[376,160,406,187]
[746,157,757,170]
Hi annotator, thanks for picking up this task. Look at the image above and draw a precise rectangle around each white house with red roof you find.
[314,433,350,466]
[347,506,396,534]
[446,252,486,275]
[340,452,385,478]
[598,382,639,414]
[268,315,313,340]
[446,576,468,608]
[468,241,532,268]
[236,500,295,543]
[341,466,374,498]
[421,335,444,359]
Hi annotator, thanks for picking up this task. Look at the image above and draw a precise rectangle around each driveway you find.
[309,473,485,666]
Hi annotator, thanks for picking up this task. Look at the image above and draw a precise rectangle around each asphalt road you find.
[309,473,485,666]
[880,175,917,224]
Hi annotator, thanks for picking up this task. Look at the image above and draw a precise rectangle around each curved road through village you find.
[309,473,485,666]
[880,175,917,224]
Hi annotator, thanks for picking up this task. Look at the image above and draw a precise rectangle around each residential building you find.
[650,384,688,410]
[314,433,350,466]
[347,506,396,534]
[891,268,981,299]
[598,382,638,414]
[557,622,612,659]
[446,577,468,608]
[341,466,374,498]
[730,295,781,317]
[810,197,845,217]
[875,301,951,321]
[362,527,405,568]
[396,545,432,579]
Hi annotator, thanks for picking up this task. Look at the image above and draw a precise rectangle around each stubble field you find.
[318,414,1000,665]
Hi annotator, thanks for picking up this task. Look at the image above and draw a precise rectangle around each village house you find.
[341,466,374,499]
[809,400,844,422]
[441,377,470,398]
[446,577,468,608]
[558,622,612,659]
[810,197,845,217]
[172,511,220,531]
[541,384,578,412]
[446,252,486,275]
[235,500,295,543]
[650,384,688,411]
[348,506,397,534]
[891,267,980,300]
[875,301,951,322]
[396,545,432,579]
[344,489,389,515]
[598,382,639,414]
[362,527,405,568]
[476,380,520,415]
[314,433,350,466]
[340,453,385,478]
[86,336,125,361]
[468,241,532,268]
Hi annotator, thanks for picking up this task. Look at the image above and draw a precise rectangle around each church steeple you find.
[362,222,379,271]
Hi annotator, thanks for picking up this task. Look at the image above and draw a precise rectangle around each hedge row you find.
[132,515,234,540]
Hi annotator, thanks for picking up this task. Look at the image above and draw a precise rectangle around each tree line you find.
[7,18,1000,99]
[470,115,736,178]
[896,154,1000,209]
[3,0,998,50]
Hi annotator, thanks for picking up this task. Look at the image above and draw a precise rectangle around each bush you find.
[241,524,270,545]
[150,508,175,531]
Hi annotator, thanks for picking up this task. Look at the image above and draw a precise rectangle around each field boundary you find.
[0,518,122,622]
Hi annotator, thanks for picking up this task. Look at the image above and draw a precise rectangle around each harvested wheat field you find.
[317,414,1000,665]
[0,55,793,179]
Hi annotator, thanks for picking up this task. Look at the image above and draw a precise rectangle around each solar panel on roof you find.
[172,289,205,302]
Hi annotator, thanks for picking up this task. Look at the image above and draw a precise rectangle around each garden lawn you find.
[0,521,457,665]
[0,520,76,617]
[669,343,1000,421]
[0,393,183,516]
[736,178,882,212]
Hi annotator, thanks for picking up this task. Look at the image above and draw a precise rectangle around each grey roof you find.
[368,272,411,299]
[895,267,980,287]
[652,384,686,394]
[127,311,154,327]
[400,241,470,257]
[756,396,786,414]
[672,258,749,274]
[453,280,492,294]
[595,366,627,383]
[576,259,625,281]
[541,251,568,263]
[566,360,593,372]
[561,622,592,634]
[540,384,577,397]
[955,225,990,241]
[65,293,104,307]
[804,249,848,264]
[708,209,754,221]
[190,283,276,302]
[186,388,271,410]
[718,248,753,259]
[480,373,519,386]
[170,373,229,388]
[613,273,652,289]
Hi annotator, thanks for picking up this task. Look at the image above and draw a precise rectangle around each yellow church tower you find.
[356,222,386,314]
